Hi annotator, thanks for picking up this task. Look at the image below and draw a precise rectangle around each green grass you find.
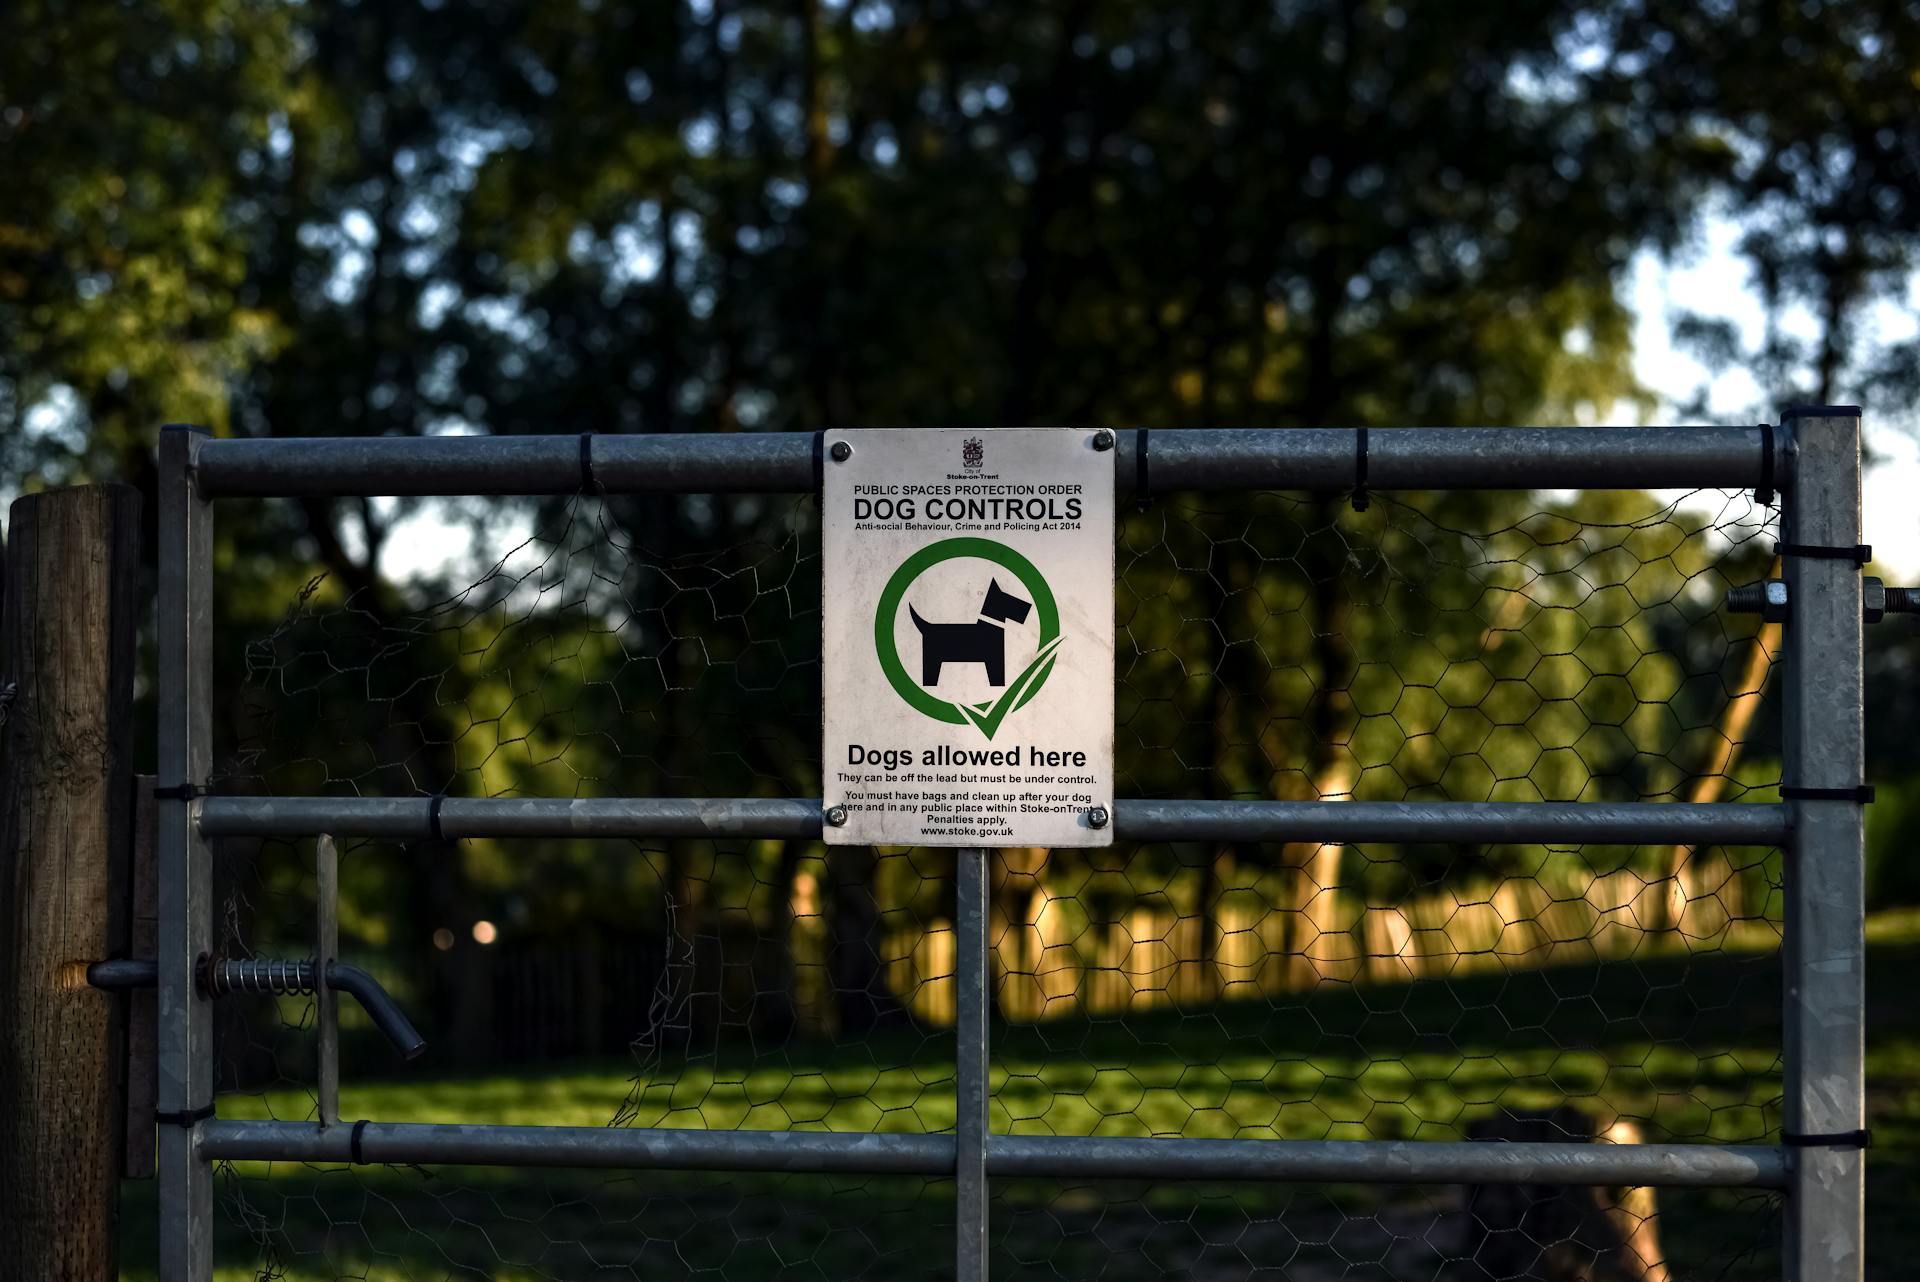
[118,915,1920,1280]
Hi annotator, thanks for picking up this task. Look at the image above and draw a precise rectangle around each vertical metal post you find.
[315,834,340,1128]
[1780,407,1866,1281]
[954,848,989,1282]
[157,425,215,1280]
[126,777,160,1180]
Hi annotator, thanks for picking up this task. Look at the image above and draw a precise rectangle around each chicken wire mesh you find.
[161,479,1786,1281]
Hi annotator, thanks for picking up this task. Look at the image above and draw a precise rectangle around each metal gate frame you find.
[152,411,1867,1280]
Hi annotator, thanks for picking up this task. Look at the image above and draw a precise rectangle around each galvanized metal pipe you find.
[1779,407,1868,1281]
[194,1120,1787,1189]
[1118,798,1787,845]
[192,432,818,497]
[196,794,1790,846]
[954,849,990,1282]
[199,1119,955,1174]
[315,834,339,1127]
[189,426,1780,497]
[157,425,216,1281]
[1143,425,1778,492]
[990,1134,1786,1189]
[197,795,825,840]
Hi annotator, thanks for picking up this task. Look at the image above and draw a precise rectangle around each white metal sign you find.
[822,428,1114,847]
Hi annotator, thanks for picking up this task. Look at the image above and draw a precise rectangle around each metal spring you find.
[200,957,316,998]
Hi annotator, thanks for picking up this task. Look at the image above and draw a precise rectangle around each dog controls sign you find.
[823,428,1114,847]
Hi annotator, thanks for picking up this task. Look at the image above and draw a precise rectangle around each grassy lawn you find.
[118,913,1920,1280]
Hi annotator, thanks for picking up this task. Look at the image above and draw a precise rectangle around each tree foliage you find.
[5,0,1914,1045]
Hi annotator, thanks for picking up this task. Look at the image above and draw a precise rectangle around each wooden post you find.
[0,486,142,1282]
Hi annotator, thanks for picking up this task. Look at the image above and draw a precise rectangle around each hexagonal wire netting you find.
[183,479,1786,1280]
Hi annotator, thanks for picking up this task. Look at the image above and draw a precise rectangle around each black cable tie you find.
[1781,784,1875,803]
[156,1102,217,1127]
[152,782,204,801]
[578,433,595,492]
[428,794,448,843]
[1755,423,1776,507]
[1135,427,1152,511]
[811,432,826,496]
[1351,426,1371,512]
[1783,1128,1872,1149]
[1774,541,1871,565]
[350,1118,371,1164]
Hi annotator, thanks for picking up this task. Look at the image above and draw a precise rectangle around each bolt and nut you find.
[825,804,849,827]
[1092,429,1116,452]
[1861,577,1920,623]
[829,441,853,463]
[1727,575,1920,624]
[1725,579,1791,622]
[1087,805,1110,829]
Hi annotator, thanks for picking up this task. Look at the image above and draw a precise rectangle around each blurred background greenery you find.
[6,1,1920,1277]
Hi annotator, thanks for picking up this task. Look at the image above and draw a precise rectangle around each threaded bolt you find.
[1087,805,1110,829]
[1726,580,1789,622]
[1737,577,1918,624]
[825,804,849,827]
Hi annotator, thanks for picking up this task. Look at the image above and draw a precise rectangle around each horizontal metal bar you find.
[190,426,1778,498]
[199,1119,954,1174]
[196,795,1790,846]
[197,796,827,840]
[194,433,817,497]
[1149,426,1776,493]
[1118,798,1790,845]
[196,1120,1786,1189]
[991,1134,1786,1189]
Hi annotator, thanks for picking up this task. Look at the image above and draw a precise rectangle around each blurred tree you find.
[0,0,296,485]
[1605,0,1920,417]
[5,0,1915,1047]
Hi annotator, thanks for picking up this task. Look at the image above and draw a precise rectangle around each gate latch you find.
[87,955,426,1061]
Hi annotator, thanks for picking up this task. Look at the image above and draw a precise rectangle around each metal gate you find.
[148,411,1870,1279]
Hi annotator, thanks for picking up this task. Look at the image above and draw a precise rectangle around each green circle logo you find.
[875,537,1062,737]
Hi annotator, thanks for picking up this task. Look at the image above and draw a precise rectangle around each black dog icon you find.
[910,579,1033,686]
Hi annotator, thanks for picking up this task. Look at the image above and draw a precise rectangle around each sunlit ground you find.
[118,910,1920,1280]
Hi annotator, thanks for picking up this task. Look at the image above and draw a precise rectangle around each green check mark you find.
[955,635,1064,740]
